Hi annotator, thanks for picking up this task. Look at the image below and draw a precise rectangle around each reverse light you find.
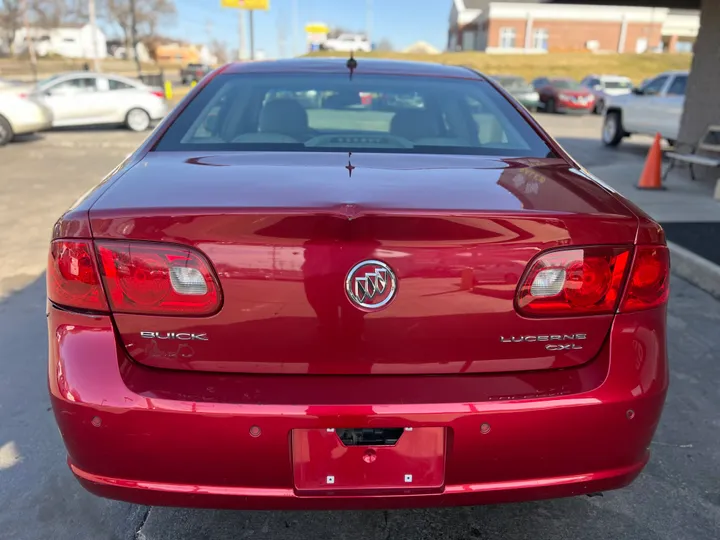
[620,246,670,312]
[48,240,108,311]
[169,267,208,295]
[516,246,631,316]
[530,268,566,297]
[96,241,221,315]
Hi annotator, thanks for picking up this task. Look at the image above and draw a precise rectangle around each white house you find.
[13,24,107,59]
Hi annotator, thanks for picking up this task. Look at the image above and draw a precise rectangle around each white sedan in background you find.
[30,72,168,132]
[0,89,53,146]
[602,70,687,147]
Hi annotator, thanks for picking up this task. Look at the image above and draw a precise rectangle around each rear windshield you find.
[603,80,632,89]
[494,76,530,89]
[155,72,552,157]
[551,79,583,90]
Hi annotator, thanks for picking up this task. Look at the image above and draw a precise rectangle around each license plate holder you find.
[292,427,446,493]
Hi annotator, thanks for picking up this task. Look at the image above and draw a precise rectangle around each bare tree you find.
[375,38,393,51]
[28,0,88,28]
[0,0,21,54]
[210,39,228,64]
[1,0,88,57]
[104,0,175,52]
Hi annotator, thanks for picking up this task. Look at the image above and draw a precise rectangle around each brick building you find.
[448,0,699,53]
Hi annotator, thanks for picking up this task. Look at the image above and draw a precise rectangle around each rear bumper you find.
[49,306,668,510]
[13,118,52,134]
[148,100,169,121]
[556,102,594,114]
[72,459,646,510]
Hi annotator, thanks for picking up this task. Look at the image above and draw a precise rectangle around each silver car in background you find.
[30,72,168,132]
[0,89,53,146]
[580,74,634,115]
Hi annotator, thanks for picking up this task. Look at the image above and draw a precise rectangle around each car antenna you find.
[345,152,355,177]
[346,52,357,80]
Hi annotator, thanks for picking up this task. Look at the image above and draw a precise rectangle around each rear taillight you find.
[96,241,221,315]
[48,240,108,311]
[620,246,670,312]
[516,246,632,316]
[151,90,165,99]
[96,242,221,315]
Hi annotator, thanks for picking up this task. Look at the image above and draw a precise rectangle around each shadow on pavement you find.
[554,136,657,167]
[0,274,147,540]
[50,125,135,133]
[140,497,665,540]
[9,133,45,144]
[1,273,719,540]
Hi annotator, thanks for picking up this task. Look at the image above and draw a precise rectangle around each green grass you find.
[2,52,692,85]
[0,57,181,79]
[306,51,693,84]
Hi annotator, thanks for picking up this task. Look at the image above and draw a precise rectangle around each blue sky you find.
[170,0,449,58]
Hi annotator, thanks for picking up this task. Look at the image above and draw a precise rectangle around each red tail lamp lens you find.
[621,246,670,312]
[96,242,221,315]
[517,246,631,316]
[48,241,108,311]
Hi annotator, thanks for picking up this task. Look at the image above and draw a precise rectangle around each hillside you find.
[306,51,693,84]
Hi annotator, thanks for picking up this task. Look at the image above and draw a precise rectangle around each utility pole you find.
[238,9,245,60]
[366,0,373,48]
[249,10,255,60]
[277,9,286,59]
[21,0,37,81]
[88,0,100,71]
[130,0,141,75]
[291,0,298,56]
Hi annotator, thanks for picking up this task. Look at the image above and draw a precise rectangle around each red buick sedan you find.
[48,58,669,510]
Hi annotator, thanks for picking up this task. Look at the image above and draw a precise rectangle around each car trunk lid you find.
[89,152,638,374]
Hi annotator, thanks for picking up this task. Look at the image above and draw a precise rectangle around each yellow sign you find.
[221,0,269,10]
[305,23,329,34]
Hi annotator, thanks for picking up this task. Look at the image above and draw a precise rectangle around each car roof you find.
[43,71,141,82]
[42,71,146,88]
[223,58,481,79]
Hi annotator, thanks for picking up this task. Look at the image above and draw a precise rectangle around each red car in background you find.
[48,58,669,510]
[532,77,596,114]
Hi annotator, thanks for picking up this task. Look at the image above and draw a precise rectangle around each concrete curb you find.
[667,240,720,300]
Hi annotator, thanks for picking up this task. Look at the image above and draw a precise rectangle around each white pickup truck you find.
[322,33,372,53]
[602,70,688,147]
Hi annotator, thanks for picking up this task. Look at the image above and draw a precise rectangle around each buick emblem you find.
[345,260,397,310]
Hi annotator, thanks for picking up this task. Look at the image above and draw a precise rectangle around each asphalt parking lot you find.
[1,115,719,540]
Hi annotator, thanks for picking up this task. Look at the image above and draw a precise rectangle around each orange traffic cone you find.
[637,133,665,190]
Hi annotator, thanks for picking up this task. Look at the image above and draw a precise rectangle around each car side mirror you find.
[632,87,644,95]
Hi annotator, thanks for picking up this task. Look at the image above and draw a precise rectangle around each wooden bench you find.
[663,125,720,181]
